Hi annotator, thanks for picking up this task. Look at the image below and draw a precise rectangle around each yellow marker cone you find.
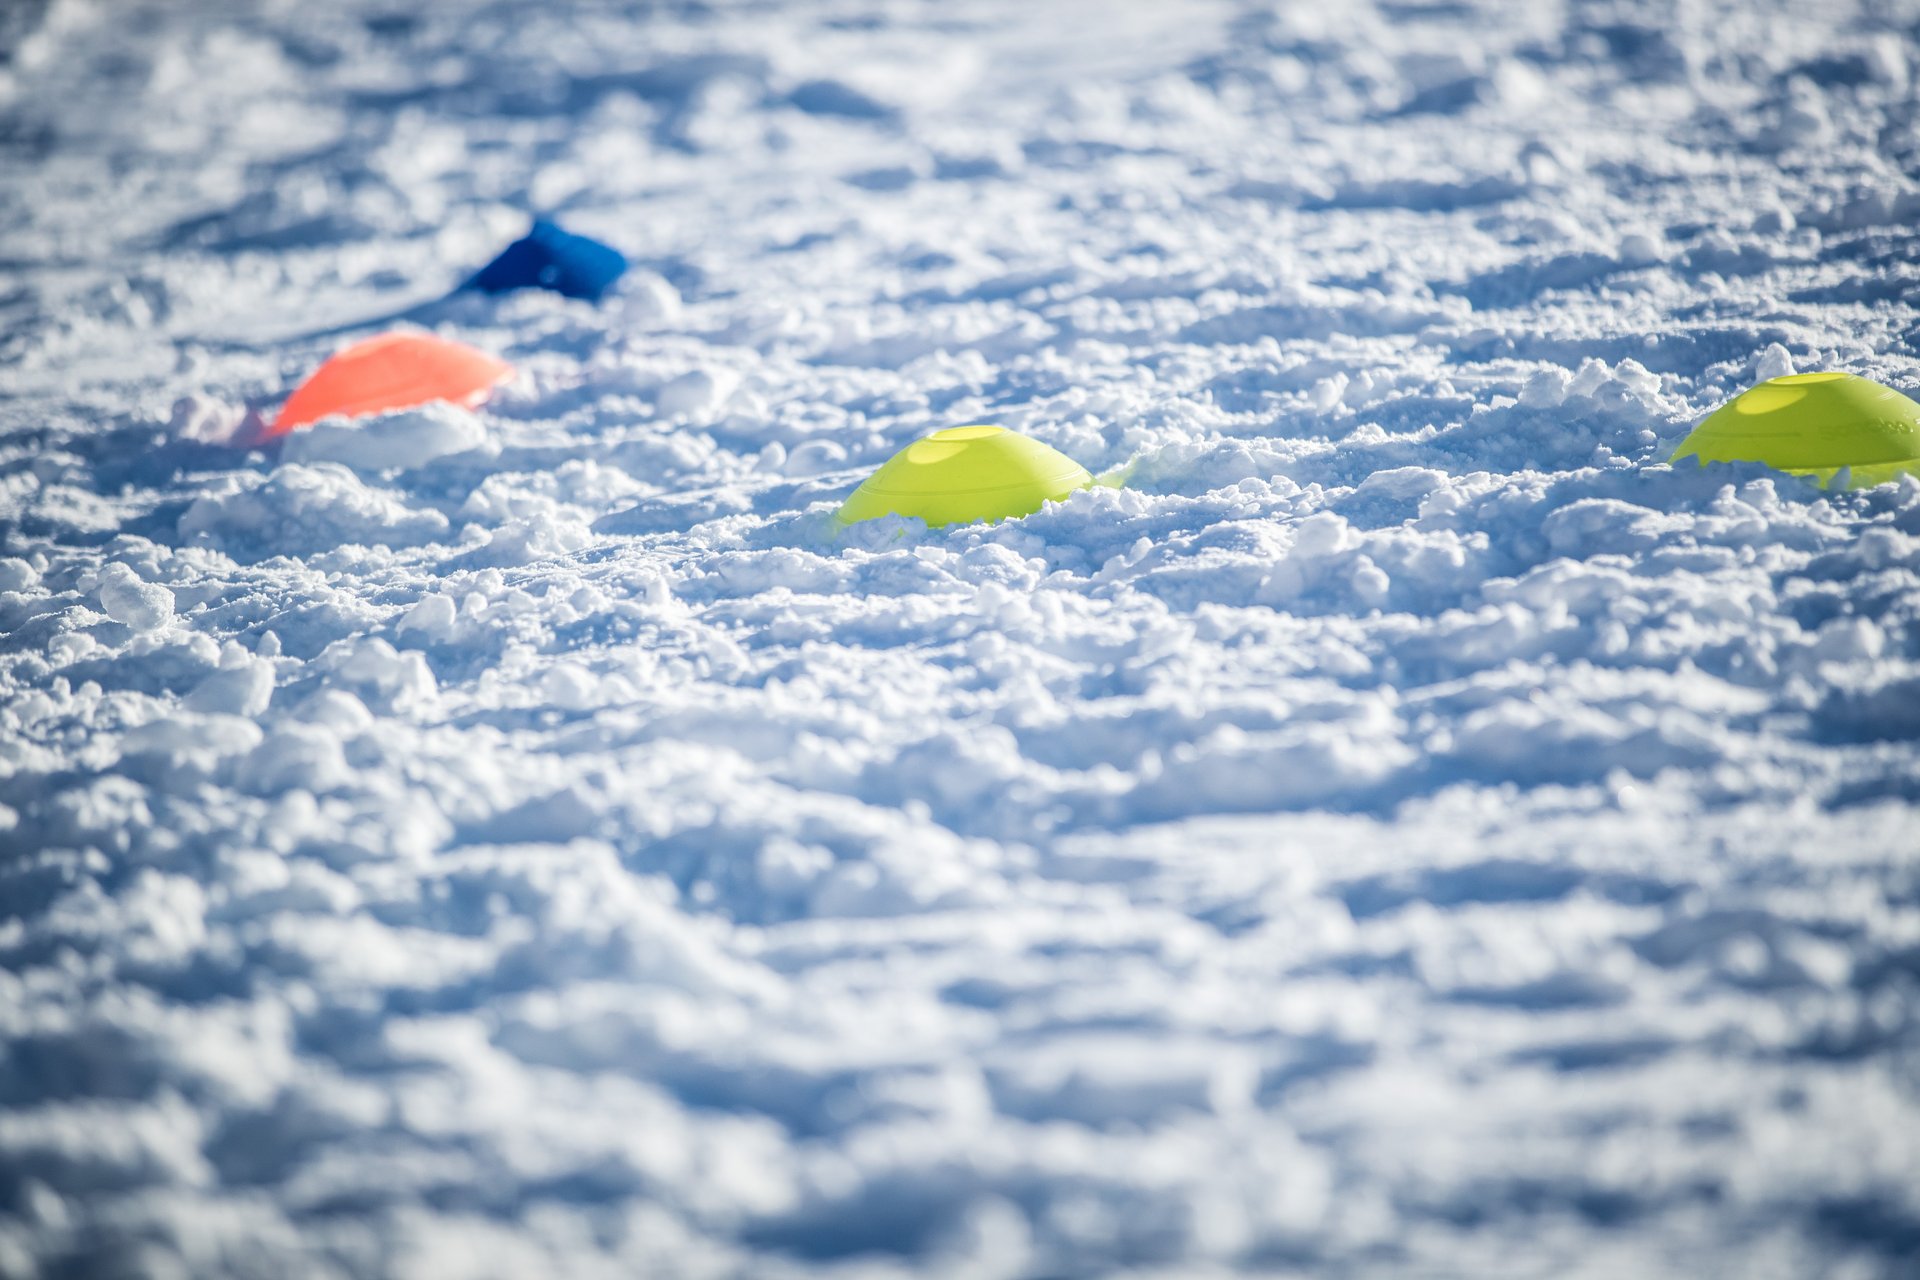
[1672,372,1920,489]
[836,425,1094,528]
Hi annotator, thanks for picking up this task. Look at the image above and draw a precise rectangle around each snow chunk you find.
[292,689,375,736]
[1309,373,1347,411]
[1617,231,1664,266]
[1808,617,1884,664]
[784,438,848,476]
[281,402,490,471]
[178,464,450,557]
[1754,343,1795,382]
[397,593,459,642]
[95,563,175,631]
[622,272,682,323]
[166,394,248,446]
[181,645,274,717]
[469,511,593,566]
[319,637,437,714]
[1862,34,1910,91]
[657,368,739,419]
[235,723,352,795]
[120,713,265,766]
[0,557,41,593]
[1764,81,1833,151]
[1519,367,1570,408]
[1543,499,1689,555]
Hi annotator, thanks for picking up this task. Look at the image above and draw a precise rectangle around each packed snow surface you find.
[4,0,1920,1276]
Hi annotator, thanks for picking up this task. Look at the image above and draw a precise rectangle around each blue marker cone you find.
[465,220,628,302]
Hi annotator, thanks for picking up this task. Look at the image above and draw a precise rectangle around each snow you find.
[3,0,1920,1276]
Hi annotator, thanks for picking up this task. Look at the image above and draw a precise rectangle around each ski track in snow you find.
[3,0,1920,1275]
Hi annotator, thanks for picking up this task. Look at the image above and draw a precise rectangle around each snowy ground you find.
[3,0,1920,1275]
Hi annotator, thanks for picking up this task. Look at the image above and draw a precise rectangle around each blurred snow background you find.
[3,0,1920,1275]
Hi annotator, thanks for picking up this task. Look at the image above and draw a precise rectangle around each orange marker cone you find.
[272,332,513,436]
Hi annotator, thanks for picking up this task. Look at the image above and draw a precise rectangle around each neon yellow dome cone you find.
[836,425,1094,528]
[1672,372,1920,489]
